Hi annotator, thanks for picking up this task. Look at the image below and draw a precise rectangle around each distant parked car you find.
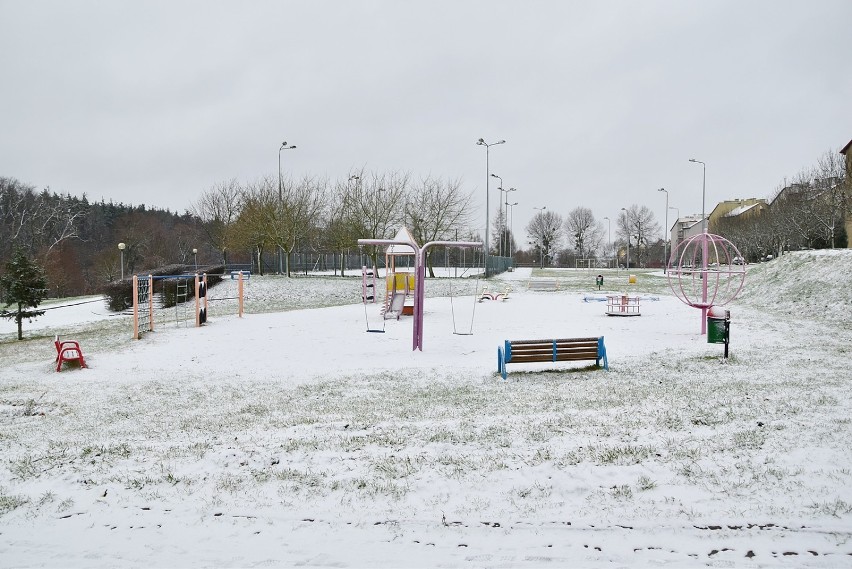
[732,256,744,265]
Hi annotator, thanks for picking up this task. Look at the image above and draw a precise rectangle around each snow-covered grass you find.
[1,251,851,567]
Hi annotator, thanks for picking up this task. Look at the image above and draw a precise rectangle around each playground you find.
[0,250,851,567]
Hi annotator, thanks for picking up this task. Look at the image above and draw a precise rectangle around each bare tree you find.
[617,205,660,268]
[526,210,564,268]
[812,150,847,248]
[564,206,604,260]
[323,176,364,276]
[347,169,410,269]
[403,176,474,277]
[278,175,328,277]
[771,174,821,252]
[192,179,242,266]
[228,181,275,275]
[0,179,86,261]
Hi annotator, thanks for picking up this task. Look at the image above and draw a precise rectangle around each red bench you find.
[55,335,87,372]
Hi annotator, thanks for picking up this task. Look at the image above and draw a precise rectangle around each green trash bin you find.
[707,316,727,344]
[707,307,731,358]
[596,275,603,290]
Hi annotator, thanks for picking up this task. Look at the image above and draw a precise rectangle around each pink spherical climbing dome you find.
[667,232,746,333]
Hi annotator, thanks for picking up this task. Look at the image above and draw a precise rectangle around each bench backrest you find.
[505,337,602,363]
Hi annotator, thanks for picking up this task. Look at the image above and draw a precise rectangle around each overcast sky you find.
[2,0,849,245]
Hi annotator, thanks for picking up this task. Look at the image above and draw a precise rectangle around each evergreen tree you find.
[0,248,49,340]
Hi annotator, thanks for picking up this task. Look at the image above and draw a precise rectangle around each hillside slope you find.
[735,249,852,325]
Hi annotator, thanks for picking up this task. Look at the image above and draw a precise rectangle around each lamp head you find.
[490,173,499,178]
[281,141,288,147]
[658,187,666,192]
[118,242,126,250]
[497,140,506,144]
[476,138,485,145]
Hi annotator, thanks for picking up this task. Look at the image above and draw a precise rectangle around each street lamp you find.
[278,141,297,274]
[490,173,502,257]
[621,207,630,270]
[533,206,547,268]
[117,242,126,280]
[192,248,198,271]
[658,188,668,273]
[503,187,517,258]
[688,158,706,232]
[603,216,611,266]
[476,138,506,277]
[506,201,518,265]
[490,173,503,257]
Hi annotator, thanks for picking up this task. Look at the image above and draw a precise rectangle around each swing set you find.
[358,229,482,351]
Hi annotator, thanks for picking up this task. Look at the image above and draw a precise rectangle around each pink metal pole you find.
[414,249,426,350]
[701,230,709,334]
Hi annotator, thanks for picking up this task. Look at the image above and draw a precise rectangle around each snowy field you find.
[1,250,851,567]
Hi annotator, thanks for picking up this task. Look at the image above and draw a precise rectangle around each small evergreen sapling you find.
[0,249,49,340]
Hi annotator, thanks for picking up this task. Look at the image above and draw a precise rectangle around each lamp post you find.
[621,207,630,270]
[476,138,506,277]
[192,248,198,271]
[503,187,517,258]
[658,188,668,273]
[118,242,126,280]
[278,141,297,274]
[533,206,547,268]
[688,158,709,332]
[490,173,503,257]
[603,216,611,267]
[506,200,518,266]
[689,158,706,233]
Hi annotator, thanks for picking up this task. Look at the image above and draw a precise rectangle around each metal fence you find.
[225,250,515,276]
